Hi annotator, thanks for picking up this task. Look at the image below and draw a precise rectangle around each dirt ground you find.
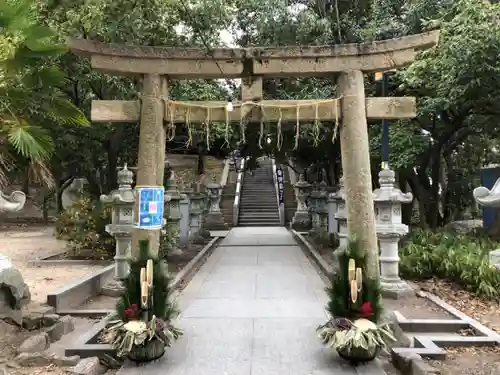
[0,319,65,375]
[0,226,118,375]
[414,279,500,375]
[427,347,500,375]
[0,227,105,304]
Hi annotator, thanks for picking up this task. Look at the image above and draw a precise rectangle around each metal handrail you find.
[271,159,285,226]
[232,158,246,226]
[288,159,298,185]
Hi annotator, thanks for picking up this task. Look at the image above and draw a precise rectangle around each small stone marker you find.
[72,357,106,375]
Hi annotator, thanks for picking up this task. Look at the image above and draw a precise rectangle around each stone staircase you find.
[238,159,281,227]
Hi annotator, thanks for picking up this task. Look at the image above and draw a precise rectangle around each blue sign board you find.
[134,186,164,230]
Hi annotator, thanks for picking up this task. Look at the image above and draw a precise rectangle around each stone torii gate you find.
[69,31,438,279]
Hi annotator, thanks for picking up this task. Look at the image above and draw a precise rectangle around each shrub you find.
[399,229,500,299]
[158,225,178,259]
[309,228,339,250]
[54,193,115,259]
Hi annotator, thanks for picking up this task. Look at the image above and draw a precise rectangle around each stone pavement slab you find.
[117,227,385,375]
[219,226,297,246]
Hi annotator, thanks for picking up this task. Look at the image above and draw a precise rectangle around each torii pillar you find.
[338,71,379,278]
[130,74,167,257]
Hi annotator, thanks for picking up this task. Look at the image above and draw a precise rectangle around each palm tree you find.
[0,0,88,188]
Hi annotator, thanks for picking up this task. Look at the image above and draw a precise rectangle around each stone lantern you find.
[317,181,329,231]
[334,176,348,249]
[328,191,338,234]
[291,174,312,231]
[373,167,413,298]
[100,164,135,292]
[309,185,321,230]
[188,184,206,243]
[165,171,183,255]
[204,179,228,231]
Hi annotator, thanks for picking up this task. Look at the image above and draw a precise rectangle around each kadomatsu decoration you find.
[317,239,396,364]
[101,240,183,362]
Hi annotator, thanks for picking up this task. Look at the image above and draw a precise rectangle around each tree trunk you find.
[407,170,429,229]
[398,170,413,226]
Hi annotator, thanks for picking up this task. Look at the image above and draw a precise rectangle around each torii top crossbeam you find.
[68,31,439,78]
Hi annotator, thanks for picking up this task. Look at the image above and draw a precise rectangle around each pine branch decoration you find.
[116,240,178,322]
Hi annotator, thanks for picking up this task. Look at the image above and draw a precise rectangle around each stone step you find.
[241,187,276,190]
[238,218,281,223]
[241,197,276,199]
[240,204,278,210]
[239,208,279,213]
[240,197,277,201]
[239,205,279,210]
[239,211,279,215]
[238,222,281,226]
[240,192,276,196]
[241,192,276,195]
[239,212,279,217]
[242,184,273,187]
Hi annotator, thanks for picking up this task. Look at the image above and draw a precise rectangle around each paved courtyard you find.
[117,227,385,375]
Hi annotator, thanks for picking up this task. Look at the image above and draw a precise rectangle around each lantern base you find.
[291,211,311,231]
[204,212,228,231]
[380,279,414,299]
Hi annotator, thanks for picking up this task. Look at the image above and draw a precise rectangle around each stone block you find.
[391,350,421,374]
[45,315,74,342]
[52,355,80,367]
[72,357,106,375]
[0,260,31,325]
[18,333,49,353]
[22,313,60,330]
[60,315,75,333]
[14,352,52,367]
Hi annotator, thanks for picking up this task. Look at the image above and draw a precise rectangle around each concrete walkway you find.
[118,227,384,375]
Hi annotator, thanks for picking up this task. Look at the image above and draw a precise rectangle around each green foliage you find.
[158,225,179,259]
[116,240,178,323]
[54,194,114,258]
[0,0,88,187]
[400,229,500,299]
[309,228,339,250]
[325,239,382,324]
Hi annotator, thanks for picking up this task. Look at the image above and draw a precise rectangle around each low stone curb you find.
[30,252,111,266]
[64,236,221,359]
[391,290,500,360]
[47,265,114,314]
[290,229,334,278]
[390,291,500,374]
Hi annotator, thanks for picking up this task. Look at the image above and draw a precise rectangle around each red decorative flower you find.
[359,302,374,318]
[124,304,140,320]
